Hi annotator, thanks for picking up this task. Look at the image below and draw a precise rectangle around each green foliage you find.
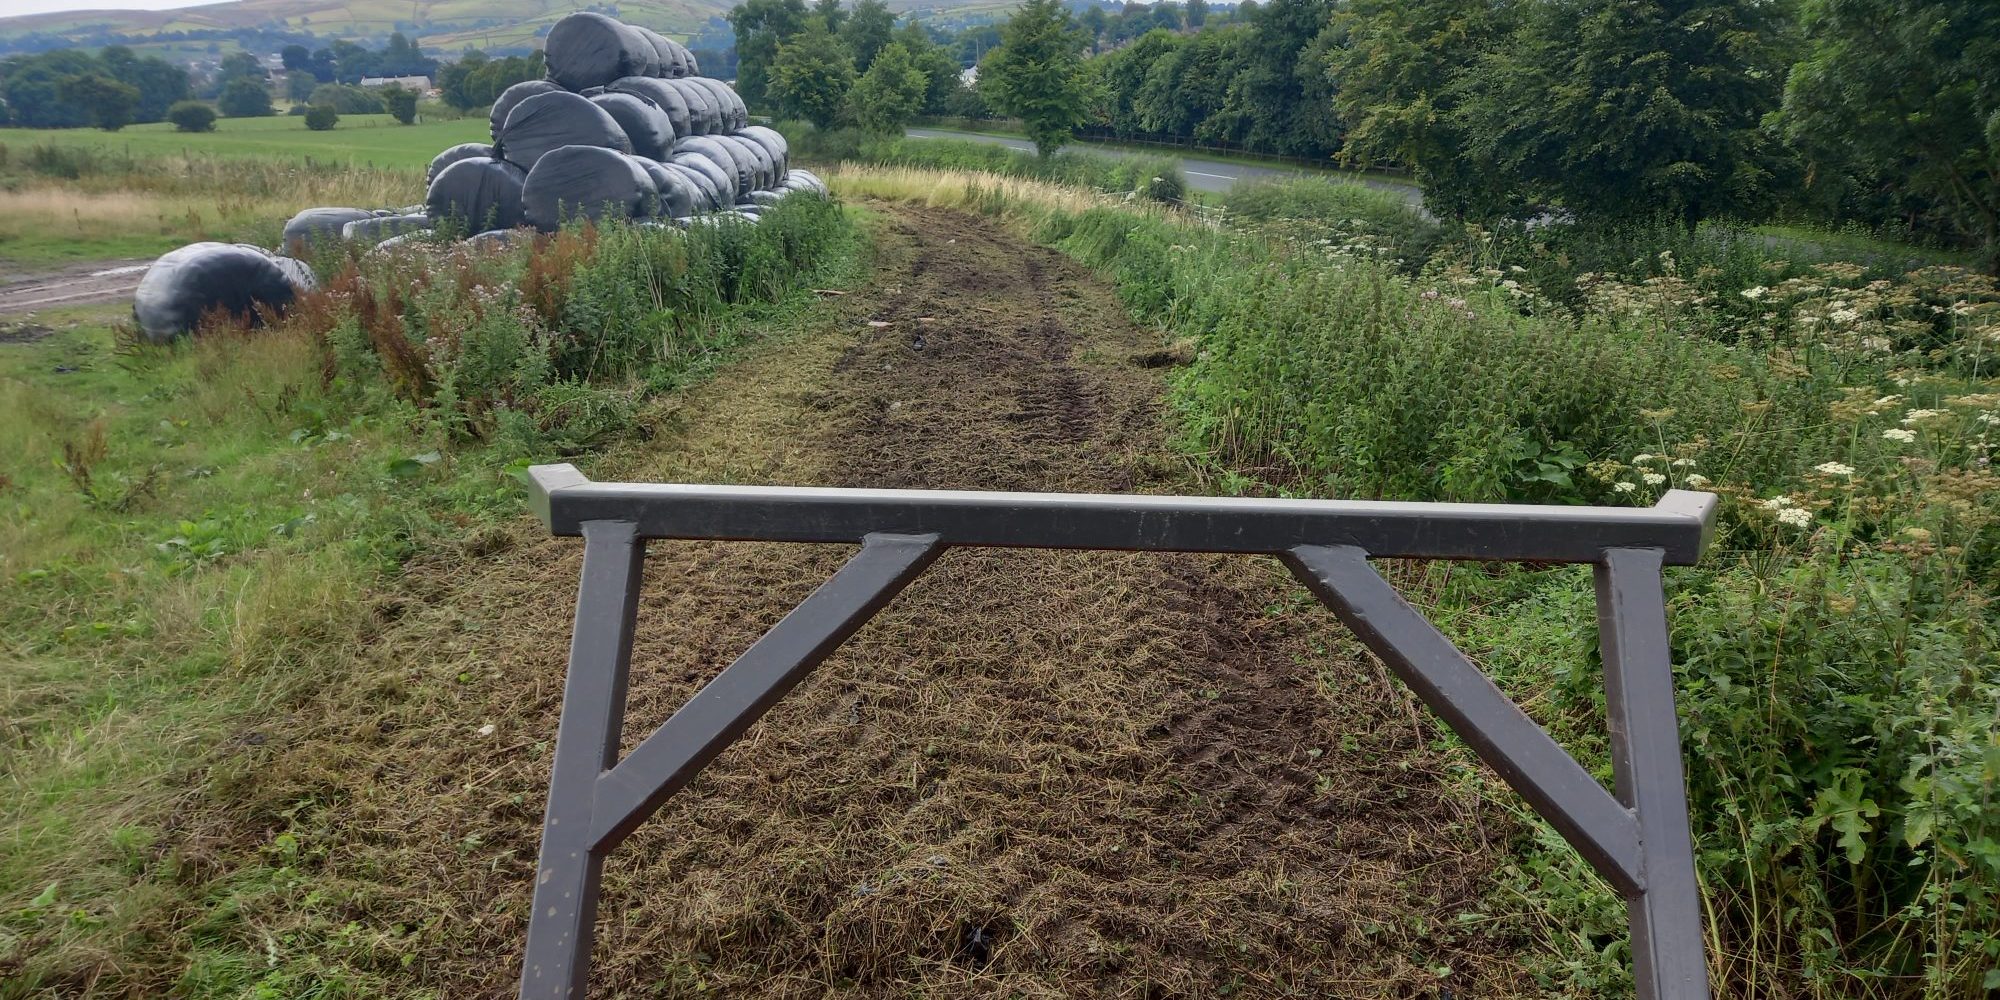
[979,0,1090,157]
[825,132,1185,202]
[839,0,897,72]
[165,100,216,134]
[0,45,189,128]
[216,78,274,119]
[769,21,857,128]
[302,105,339,132]
[54,73,138,131]
[731,0,813,109]
[1781,0,2000,273]
[989,186,2000,999]
[305,83,384,115]
[848,41,927,135]
[1224,177,1444,265]
[435,49,547,112]
[379,85,418,125]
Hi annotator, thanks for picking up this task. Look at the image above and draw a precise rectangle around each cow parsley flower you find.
[1612,481,1638,494]
[1740,286,1768,300]
[1642,472,1667,486]
[1776,508,1813,528]
[1901,408,1943,425]
[1882,428,1917,443]
[1762,495,1795,510]
[1815,462,1855,476]
[1684,474,1711,488]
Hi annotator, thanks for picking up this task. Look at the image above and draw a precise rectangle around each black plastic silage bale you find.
[634,158,698,219]
[489,80,563,143]
[737,125,789,177]
[590,92,675,161]
[282,207,382,253]
[662,159,726,211]
[426,156,529,232]
[132,242,314,342]
[607,77,690,138]
[522,145,660,232]
[662,78,715,135]
[689,78,746,131]
[343,213,434,246]
[544,12,654,91]
[427,142,496,184]
[499,90,632,172]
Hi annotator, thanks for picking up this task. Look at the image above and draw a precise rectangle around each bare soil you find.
[173,204,1529,997]
[0,258,149,316]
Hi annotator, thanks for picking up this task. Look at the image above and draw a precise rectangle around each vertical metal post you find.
[519,520,645,1000]
[1596,547,1710,1000]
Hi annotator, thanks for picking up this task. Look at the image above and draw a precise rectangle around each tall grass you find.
[838,164,2000,1000]
[791,124,1187,203]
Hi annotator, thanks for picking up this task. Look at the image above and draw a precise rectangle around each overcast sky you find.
[3,0,213,16]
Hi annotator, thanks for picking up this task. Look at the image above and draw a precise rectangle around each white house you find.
[358,75,432,92]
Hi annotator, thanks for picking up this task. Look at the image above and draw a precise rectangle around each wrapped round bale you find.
[715,134,775,190]
[283,207,380,253]
[634,158,697,219]
[608,77,690,138]
[465,228,523,252]
[673,41,700,77]
[426,156,528,232]
[368,231,435,255]
[343,213,433,246]
[674,136,752,198]
[737,126,789,177]
[782,168,828,196]
[747,189,787,206]
[428,143,495,184]
[663,78,715,136]
[661,159,725,212]
[633,26,684,78]
[499,91,632,172]
[133,242,313,342]
[523,145,659,232]
[544,12,654,91]
[690,78,746,131]
[589,92,675,160]
[669,151,735,206]
[489,80,563,143]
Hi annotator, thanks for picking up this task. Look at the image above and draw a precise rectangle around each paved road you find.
[904,127,1426,208]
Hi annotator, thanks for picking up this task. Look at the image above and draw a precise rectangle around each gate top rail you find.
[526,464,1717,565]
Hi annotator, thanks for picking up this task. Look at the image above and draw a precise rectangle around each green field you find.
[0,114,490,172]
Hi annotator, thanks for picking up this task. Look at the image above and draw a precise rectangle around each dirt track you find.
[181,204,1526,997]
[0,258,149,316]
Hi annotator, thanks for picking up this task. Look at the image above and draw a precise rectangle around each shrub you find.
[216,78,273,118]
[380,85,418,124]
[1224,177,1445,266]
[302,105,339,131]
[166,100,216,133]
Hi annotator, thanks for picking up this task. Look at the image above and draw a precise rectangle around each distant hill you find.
[0,0,739,52]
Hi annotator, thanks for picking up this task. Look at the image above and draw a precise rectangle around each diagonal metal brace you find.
[1281,544,1643,895]
[589,532,943,850]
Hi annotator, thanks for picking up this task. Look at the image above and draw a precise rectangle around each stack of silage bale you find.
[132,11,827,343]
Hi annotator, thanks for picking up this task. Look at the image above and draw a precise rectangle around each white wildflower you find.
[1814,462,1855,476]
[1901,409,1943,425]
[1684,474,1712,488]
[1882,428,1917,443]
[1632,453,1657,463]
[1761,496,1795,510]
[1776,507,1813,528]
[1613,481,1638,494]
[1671,457,1696,467]
[1642,472,1667,486]
[1829,308,1861,324]
[1740,286,1767,300]
[477,723,496,737]
[1979,413,2000,426]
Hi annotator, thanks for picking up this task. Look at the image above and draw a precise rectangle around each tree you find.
[285,71,316,102]
[815,0,846,32]
[217,51,265,87]
[308,83,384,114]
[304,104,339,131]
[896,21,962,115]
[381,84,418,124]
[167,99,216,132]
[1186,0,1208,29]
[731,0,812,109]
[1454,0,1792,227]
[438,49,487,109]
[980,0,1089,156]
[840,0,897,72]
[281,44,310,72]
[1782,0,2000,272]
[768,21,856,126]
[1081,7,1108,52]
[850,40,926,132]
[217,77,274,117]
[56,73,138,130]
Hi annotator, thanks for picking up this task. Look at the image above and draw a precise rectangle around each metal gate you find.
[516,463,1718,1000]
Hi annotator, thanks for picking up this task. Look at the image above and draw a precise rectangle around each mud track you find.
[0,258,150,316]
[183,204,1527,998]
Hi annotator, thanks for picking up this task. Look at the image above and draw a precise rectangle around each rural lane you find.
[905,126,1428,207]
[0,259,150,316]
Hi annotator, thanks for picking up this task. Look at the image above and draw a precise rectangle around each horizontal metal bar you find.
[526,464,1717,565]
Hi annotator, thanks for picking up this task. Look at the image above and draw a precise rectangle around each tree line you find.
[734,0,1996,268]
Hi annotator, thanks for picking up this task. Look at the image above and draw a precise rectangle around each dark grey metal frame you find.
[517,463,1718,1000]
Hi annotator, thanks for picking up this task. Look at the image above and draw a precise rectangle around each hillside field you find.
[0,0,733,48]
[0,114,488,172]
